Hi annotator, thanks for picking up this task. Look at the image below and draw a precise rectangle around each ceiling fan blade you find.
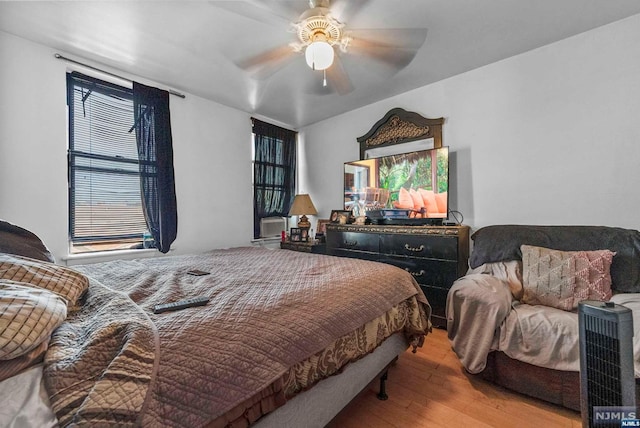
[236,45,297,80]
[326,54,354,95]
[349,44,418,71]
[305,53,353,96]
[347,28,428,71]
[329,0,371,23]
[348,28,428,50]
[209,1,301,27]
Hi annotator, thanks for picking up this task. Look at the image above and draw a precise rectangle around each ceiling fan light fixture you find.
[305,39,334,70]
[295,5,343,72]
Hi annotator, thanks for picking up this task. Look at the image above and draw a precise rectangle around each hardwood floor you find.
[327,328,582,428]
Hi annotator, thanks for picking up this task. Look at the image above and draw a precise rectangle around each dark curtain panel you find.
[133,82,177,253]
[252,118,297,239]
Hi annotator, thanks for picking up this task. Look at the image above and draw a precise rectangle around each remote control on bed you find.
[153,296,210,314]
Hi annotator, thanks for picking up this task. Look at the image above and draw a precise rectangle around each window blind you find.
[67,72,146,243]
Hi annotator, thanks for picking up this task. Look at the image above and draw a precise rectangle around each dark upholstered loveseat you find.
[447,225,640,411]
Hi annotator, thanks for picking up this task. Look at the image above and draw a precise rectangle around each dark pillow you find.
[0,220,54,263]
[469,225,640,293]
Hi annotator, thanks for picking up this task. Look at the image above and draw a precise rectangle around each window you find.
[252,118,297,239]
[67,72,146,253]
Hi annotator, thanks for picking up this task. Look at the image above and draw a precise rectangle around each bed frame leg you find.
[377,370,389,400]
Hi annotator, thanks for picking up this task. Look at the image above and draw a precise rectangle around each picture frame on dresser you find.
[290,227,301,242]
[330,210,351,224]
[316,219,330,234]
[314,219,330,243]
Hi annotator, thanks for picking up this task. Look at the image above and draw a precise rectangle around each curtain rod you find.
[54,53,186,99]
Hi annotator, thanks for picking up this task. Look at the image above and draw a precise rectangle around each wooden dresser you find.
[326,224,470,328]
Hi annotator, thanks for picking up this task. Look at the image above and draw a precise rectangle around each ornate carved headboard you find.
[356,108,444,159]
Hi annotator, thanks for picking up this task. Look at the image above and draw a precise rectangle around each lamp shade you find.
[305,41,334,71]
[289,194,318,216]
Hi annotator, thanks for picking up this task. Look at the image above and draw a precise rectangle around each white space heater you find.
[579,300,636,428]
[260,217,287,238]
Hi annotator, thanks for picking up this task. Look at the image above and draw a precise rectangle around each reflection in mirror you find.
[345,147,449,219]
[364,138,434,159]
[344,160,374,216]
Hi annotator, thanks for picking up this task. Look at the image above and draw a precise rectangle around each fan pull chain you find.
[323,69,327,87]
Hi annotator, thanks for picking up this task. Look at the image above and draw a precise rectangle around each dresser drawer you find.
[380,256,458,288]
[326,231,379,252]
[329,248,379,261]
[325,224,470,330]
[380,234,458,260]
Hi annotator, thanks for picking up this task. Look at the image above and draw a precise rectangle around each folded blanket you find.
[447,272,513,373]
[44,280,158,426]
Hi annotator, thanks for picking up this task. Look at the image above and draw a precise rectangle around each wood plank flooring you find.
[327,328,582,427]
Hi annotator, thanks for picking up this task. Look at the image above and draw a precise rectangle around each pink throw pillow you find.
[409,189,424,211]
[396,188,414,210]
[434,192,447,213]
[521,245,615,311]
[418,189,438,214]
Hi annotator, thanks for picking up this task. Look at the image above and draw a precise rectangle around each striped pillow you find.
[0,280,67,360]
[0,253,89,311]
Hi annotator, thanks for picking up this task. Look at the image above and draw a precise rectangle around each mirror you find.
[364,138,434,159]
[357,108,444,160]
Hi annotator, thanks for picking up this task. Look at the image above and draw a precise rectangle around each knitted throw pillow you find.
[521,245,615,311]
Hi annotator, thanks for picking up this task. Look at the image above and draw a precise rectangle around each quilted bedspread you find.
[44,247,430,427]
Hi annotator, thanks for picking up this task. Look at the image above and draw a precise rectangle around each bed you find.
[0,221,431,427]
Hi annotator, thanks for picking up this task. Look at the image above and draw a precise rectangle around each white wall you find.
[300,14,640,234]
[3,13,640,262]
[0,31,254,263]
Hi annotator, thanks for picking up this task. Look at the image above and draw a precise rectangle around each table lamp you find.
[289,194,318,229]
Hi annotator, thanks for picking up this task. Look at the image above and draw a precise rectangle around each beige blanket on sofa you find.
[447,271,513,374]
[448,260,640,376]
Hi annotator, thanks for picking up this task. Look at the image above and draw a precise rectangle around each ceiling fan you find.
[214,0,427,95]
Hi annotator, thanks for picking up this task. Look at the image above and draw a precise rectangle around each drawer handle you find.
[343,240,358,247]
[404,244,425,252]
[405,268,425,277]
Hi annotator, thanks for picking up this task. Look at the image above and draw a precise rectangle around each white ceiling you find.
[2,1,640,129]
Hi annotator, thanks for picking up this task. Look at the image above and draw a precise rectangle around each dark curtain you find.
[252,118,297,239]
[133,82,177,253]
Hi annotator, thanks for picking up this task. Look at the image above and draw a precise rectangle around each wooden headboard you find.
[356,108,444,159]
